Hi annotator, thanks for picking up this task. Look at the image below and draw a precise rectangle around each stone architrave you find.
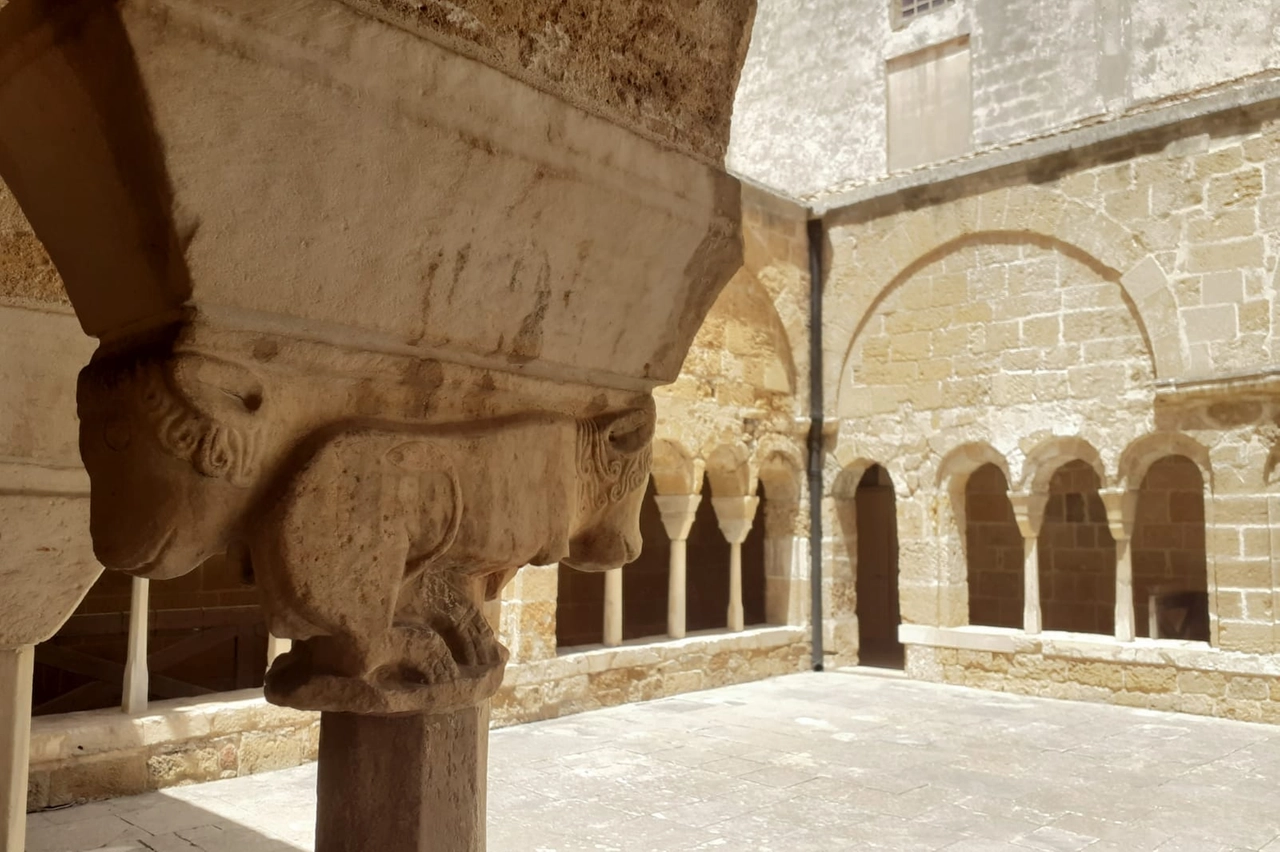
[1010,492,1048,636]
[654,493,701,639]
[0,1,755,849]
[711,496,760,632]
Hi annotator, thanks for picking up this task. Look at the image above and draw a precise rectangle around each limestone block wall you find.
[819,103,1280,720]
[26,691,319,809]
[906,632,1280,726]
[490,628,809,728]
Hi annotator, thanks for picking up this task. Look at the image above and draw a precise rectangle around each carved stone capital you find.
[711,495,760,545]
[1009,491,1049,539]
[1098,487,1139,542]
[653,493,701,542]
[75,323,657,714]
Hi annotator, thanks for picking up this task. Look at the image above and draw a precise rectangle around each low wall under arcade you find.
[905,626,1280,724]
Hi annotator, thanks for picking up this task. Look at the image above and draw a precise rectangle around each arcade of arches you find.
[14,108,1280,806]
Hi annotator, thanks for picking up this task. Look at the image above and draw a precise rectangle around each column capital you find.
[1099,487,1139,541]
[711,495,760,544]
[1009,491,1049,539]
[75,346,660,716]
[654,493,702,542]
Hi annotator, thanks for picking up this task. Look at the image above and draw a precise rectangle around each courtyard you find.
[24,670,1280,852]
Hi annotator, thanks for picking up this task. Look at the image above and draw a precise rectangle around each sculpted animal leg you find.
[397,570,506,671]
[262,435,417,684]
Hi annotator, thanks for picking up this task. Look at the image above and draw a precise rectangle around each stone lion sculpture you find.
[77,342,653,714]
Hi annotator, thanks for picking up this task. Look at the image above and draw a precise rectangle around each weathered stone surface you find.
[0,303,99,646]
[2,1,757,848]
[28,692,322,807]
[0,0,742,385]
[339,0,756,165]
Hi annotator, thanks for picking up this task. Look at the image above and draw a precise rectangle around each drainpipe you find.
[806,217,825,672]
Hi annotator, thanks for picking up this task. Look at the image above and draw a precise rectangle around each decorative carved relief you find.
[77,336,655,714]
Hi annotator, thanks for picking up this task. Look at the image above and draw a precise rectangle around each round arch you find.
[1020,436,1108,495]
[828,186,1186,412]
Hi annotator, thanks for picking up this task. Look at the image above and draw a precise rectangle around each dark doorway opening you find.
[855,465,902,669]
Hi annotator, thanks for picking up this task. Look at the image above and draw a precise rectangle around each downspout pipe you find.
[806,217,825,671]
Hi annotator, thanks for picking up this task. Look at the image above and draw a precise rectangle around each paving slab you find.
[24,670,1280,851]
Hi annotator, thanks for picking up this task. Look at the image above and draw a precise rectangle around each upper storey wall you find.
[727,0,1280,201]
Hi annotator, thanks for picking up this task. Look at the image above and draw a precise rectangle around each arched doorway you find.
[686,476,731,632]
[1133,456,1209,640]
[621,480,671,641]
[1039,460,1115,635]
[855,464,902,668]
[965,463,1023,629]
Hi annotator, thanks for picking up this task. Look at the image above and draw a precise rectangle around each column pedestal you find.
[317,705,489,852]
[0,645,33,852]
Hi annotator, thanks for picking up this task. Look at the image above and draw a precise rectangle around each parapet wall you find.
[905,627,1280,724]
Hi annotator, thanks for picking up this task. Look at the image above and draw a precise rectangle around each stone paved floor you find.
[25,670,1280,851]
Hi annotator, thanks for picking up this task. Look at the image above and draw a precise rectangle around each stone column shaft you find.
[1114,537,1135,641]
[1011,493,1048,636]
[1022,536,1042,635]
[0,645,34,852]
[603,568,623,647]
[711,496,760,634]
[122,577,150,714]
[1102,489,1138,642]
[728,544,744,632]
[668,539,688,639]
[655,494,701,640]
[316,704,488,852]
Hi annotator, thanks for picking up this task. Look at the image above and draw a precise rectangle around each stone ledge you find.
[27,691,321,810]
[29,690,317,765]
[507,625,806,686]
[902,624,1280,678]
[899,624,1021,653]
[493,626,809,726]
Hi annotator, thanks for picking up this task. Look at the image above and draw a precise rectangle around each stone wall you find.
[821,103,1280,686]
[906,629,1280,726]
[491,627,809,727]
[729,0,1280,201]
[26,691,318,810]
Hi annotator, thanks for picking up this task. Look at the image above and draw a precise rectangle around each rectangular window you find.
[896,0,956,27]
[886,37,973,172]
